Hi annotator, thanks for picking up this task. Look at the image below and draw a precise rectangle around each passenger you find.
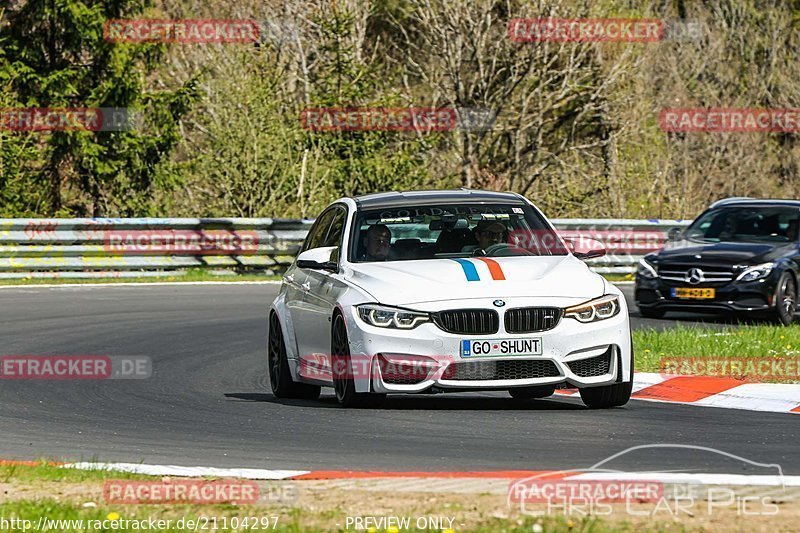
[788,219,799,242]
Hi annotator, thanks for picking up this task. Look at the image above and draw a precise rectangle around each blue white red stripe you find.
[451,258,506,281]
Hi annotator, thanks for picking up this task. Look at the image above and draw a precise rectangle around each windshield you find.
[350,203,568,262]
[684,206,800,244]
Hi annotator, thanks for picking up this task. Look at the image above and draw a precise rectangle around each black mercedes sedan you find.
[635,198,800,325]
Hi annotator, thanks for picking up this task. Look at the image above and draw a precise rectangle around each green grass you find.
[0,270,280,286]
[0,464,669,532]
[633,325,800,381]
[0,499,647,533]
[0,461,156,483]
[602,273,635,282]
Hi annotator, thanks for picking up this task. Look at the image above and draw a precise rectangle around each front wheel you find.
[579,346,633,409]
[268,313,321,399]
[331,314,386,408]
[772,272,797,326]
[579,381,632,408]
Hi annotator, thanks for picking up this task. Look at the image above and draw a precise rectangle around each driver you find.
[362,224,391,261]
[718,216,738,241]
[467,220,507,255]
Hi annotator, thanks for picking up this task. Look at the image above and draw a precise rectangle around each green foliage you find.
[1,0,800,218]
[175,5,436,217]
[0,0,197,216]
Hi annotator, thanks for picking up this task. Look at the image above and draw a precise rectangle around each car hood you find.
[344,256,605,305]
[657,239,791,266]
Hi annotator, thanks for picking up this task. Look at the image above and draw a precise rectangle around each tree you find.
[1,0,197,216]
[392,0,637,205]
[0,19,47,217]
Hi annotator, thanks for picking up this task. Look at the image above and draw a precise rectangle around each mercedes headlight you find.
[564,295,621,323]
[357,304,430,329]
[637,257,658,279]
[735,262,774,282]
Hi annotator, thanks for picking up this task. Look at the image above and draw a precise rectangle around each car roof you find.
[709,197,800,209]
[352,189,525,210]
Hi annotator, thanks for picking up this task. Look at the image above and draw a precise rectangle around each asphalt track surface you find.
[0,283,797,474]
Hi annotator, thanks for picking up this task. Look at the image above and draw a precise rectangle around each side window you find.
[780,210,800,242]
[301,210,334,253]
[322,208,346,262]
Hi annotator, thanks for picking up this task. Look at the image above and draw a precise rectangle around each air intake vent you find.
[567,349,613,377]
[377,355,431,385]
[444,360,560,381]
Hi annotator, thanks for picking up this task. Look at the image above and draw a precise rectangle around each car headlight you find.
[357,304,430,329]
[735,262,774,282]
[637,258,658,279]
[564,295,621,323]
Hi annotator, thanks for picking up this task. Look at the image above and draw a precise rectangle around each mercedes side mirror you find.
[667,227,683,241]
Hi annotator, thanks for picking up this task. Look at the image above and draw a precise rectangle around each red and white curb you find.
[556,372,800,414]
[50,463,800,486]
[4,459,798,486]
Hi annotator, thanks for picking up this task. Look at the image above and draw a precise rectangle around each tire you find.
[331,313,386,408]
[638,307,665,319]
[579,345,633,409]
[772,272,798,326]
[508,385,556,399]
[268,313,321,399]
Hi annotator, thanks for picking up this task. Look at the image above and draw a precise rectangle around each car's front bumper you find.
[340,297,632,394]
[635,274,780,314]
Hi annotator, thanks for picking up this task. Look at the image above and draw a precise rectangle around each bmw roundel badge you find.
[493,299,505,307]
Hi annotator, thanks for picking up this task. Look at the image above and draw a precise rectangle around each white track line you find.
[566,472,800,486]
[629,372,670,394]
[63,462,308,480]
[694,383,800,412]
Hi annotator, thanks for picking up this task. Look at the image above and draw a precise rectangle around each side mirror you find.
[667,227,683,241]
[565,237,606,260]
[296,246,338,272]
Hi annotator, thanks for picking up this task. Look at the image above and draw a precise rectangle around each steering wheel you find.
[476,243,535,257]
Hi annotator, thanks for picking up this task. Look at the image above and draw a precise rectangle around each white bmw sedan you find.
[268,190,633,408]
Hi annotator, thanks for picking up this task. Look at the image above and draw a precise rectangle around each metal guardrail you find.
[0,217,690,279]
[553,218,691,275]
[0,218,313,279]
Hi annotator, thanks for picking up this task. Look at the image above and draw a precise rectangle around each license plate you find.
[461,338,542,357]
[671,287,715,299]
